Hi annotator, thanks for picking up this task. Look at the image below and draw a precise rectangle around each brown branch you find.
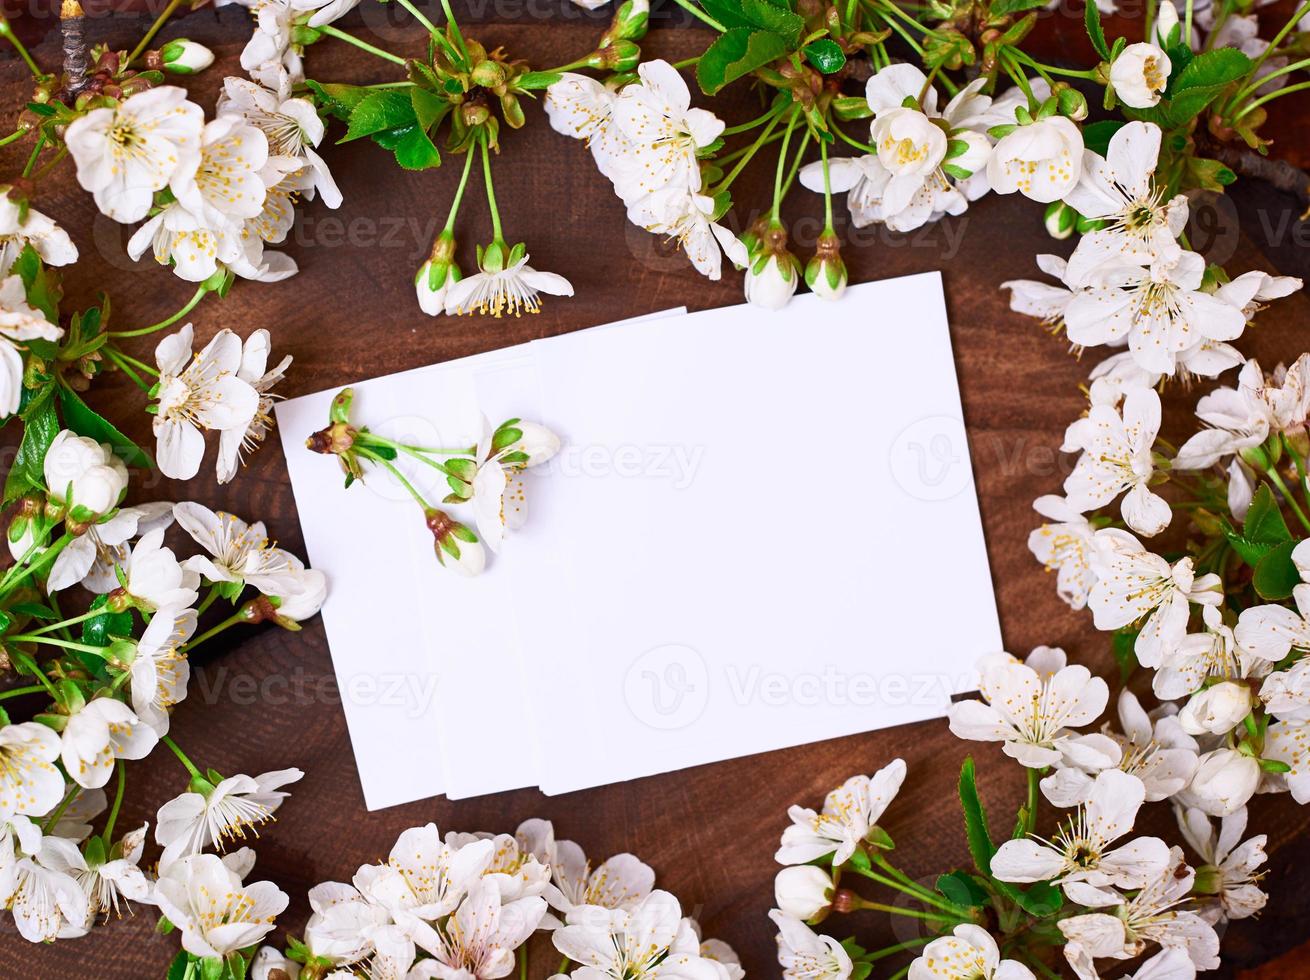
[60,0,89,100]
[1209,141,1310,220]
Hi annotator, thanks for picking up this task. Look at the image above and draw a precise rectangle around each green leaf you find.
[992,0,1048,14]
[10,601,57,620]
[1112,629,1139,683]
[4,384,58,503]
[1224,484,1292,567]
[1085,0,1109,60]
[699,0,805,44]
[1254,539,1301,600]
[56,384,153,469]
[410,86,450,132]
[936,870,989,908]
[696,28,789,96]
[516,71,563,90]
[958,757,996,874]
[166,950,190,980]
[803,39,846,74]
[1081,119,1125,157]
[390,125,443,170]
[305,80,371,122]
[1129,48,1254,128]
[1010,880,1063,916]
[82,594,134,647]
[342,89,417,142]
[14,244,62,324]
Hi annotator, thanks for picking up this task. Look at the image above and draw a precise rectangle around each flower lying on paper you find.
[307,387,561,576]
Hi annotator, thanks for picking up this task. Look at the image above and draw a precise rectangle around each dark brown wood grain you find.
[2,6,1310,977]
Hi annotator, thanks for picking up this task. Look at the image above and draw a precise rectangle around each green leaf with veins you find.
[696,28,789,96]
[341,89,417,142]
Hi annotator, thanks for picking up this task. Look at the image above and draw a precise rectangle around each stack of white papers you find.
[276,272,1002,809]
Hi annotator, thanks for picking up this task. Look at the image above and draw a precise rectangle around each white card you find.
[523,273,1001,794]
[276,312,686,808]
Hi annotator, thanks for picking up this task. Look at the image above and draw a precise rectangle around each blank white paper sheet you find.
[277,272,1002,809]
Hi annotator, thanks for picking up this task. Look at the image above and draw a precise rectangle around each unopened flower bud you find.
[1180,682,1252,735]
[774,865,834,921]
[1044,201,1078,240]
[499,92,525,129]
[1155,0,1181,46]
[158,39,214,74]
[426,509,485,576]
[601,0,649,45]
[805,232,847,301]
[462,102,492,128]
[588,40,641,72]
[1056,84,1088,121]
[1185,748,1261,816]
[416,231,462,316]
[744,223,800,311]
[942,130,990,180]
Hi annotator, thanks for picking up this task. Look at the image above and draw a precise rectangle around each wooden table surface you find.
[3,5,1310,977]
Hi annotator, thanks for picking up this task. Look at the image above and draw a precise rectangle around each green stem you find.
[1248,0,1310,76]
[443,144,478,234]
[181,610,248,652]
[21,134,45,179]
[855,898,959,923]
[821,139,833,230]
[22,608,105,637]
[102,348,151,392]
[0,684,47,701]
[6,634,107,655]
[435,0,469,61]
[31,145,67,182]
[868,858,969,915]
[723,102,786,137]
[1025,766,1040,835]
[778,129,814,202]
[393,0,440,35]
[0,532,70,593]
[109,284,208,338]
[0,17,45,79]
[1009,48,1098,81]
[1236,79,1310,121]
[712,110,787,193]
[557,958,572,975]
[195,585,220,617]
[833,125,877,155]
[126,0,183,65]
[42,783,79,834]
[518,947,528,980]
[102,760,126,841]
[480,134,504,243]
[866,937,933,962]
[1267,465,1310,533]
[161,735,204,780]
[358,448,434,510]
[0,128,27,148]
[1184,0,1195,47]
[319,25,408,65]
[671,55,701,70]
[667,0,727,31]
[1231,55,1310,105]
[771,107,800,223]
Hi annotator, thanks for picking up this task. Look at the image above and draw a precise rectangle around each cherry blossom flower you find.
[46,502,174,594]
[59,823,152,921]
[769,909,853,980]
[300,879,392,965]
[352,822,494,922]
[1040,690,1197,805]
[775,758,906,865]
[1176,747,1262,816]
[0,275,63,416]
[153,852,288,957]
[65,87,204,222]
[1002,254,1076,333]
[0,722,65,818]
[1063,385,1170,536]
[909,924,1035,980]
[517,818,655,919]
[411,878,545,979]
[1235,541,1310,662]
[173,501,303,597]
[1061,122,1187,281]
[1156,604,1271,700]
[1028,494,1101,609]
[987,115,1084,203]
[1111,43,1173,108]
[129,606,195,737]
[625,187,747,280]
[1176,806,1267,923]
[1065,247,1246,375]
[551,889,719,980]
[42,430,128,518]
[119,526,200,613]
[1173,357,1310,472]
[991,770,1170,892]
[9,836,89,942]
[60,698,158,790]
[948,647,1116,769]
[1088,529,1222,667]
[152,325,261,481]
[444,246,573,317]
[218,328,292,483]
[155,767,303,870]
[468,417,561,551]
[544,73,632,187]
[0,193,77,275]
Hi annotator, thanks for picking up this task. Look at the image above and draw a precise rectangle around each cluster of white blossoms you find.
[60,0,345,288]
[252,817,743,980]
[1,476,324,944]
[1004,117,1300,379]
[546,58,746,284]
